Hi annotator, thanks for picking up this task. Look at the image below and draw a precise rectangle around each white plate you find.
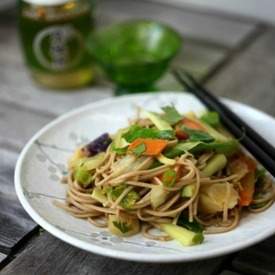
[15,92,275,263]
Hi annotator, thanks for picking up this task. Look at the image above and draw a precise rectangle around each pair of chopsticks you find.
[173,69,275,177]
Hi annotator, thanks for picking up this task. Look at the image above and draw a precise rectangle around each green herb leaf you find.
[164,140,239,158]
[112,146,128,155]
[162,169,177,187]
[113,221,131,233]
[177,213,203,233]
[161,105,182,125]
[164,141,202,158]
[132,143,146,157]
[182,127,214,143]
[200,112,220,127]
[123,125,174,143]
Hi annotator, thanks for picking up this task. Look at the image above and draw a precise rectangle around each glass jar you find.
[18,0,94,89]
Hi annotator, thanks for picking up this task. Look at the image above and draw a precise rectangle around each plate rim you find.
[14,92,275,263]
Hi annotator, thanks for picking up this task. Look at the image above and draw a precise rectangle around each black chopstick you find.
[183,71,275,160]
[173,69,275,177]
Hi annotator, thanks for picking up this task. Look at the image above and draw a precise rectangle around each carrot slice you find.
[128,138,168,156]
[239,171,256,206]
[182,117,205,131]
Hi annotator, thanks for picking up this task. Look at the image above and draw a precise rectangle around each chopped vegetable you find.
[149,159,162,169]
[199,183,239,214]
[112,128,129,154]
[77,152,105,171]
[85,133,112,156]
[141,109,172,130]
[108,184,126,200]
[200,112,220,127]
[255,168,266,188]
[113,221,131,234]
[195,140,239,155]
[177,213,203,233]
[68,147,87,169]
[160,224,204,246]
[108,214,140,237]
[120,190,140,209]
[91,187,108,206]
[108,184,140,209]
[181,184,195,198]
[151,185,169,209]
[130,156,154,171]
[183,127,214,143]
[164,141,202,158]
[157,154,176,166]
[201,154,227,177]
[200,122,228,142]
[162,169,177,187]
[74,167,93,187]
[111,155,136,177]
[239,171,256,206]
[128,138,168,156]
[131,142,146,157]
[164,140,239,158]
[122,125,174,143]
[181,117,205,131]
[175,125,189,140]
[112,147,128,155]
[161,105,182,125]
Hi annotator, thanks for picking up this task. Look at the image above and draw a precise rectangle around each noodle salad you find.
[57,106,274,246]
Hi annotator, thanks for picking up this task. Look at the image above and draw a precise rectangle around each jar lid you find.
[23,0,72,5]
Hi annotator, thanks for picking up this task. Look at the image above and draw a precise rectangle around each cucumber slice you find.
[160,223,204,246]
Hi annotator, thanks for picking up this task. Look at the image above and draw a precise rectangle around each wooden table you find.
[1,0,275,274]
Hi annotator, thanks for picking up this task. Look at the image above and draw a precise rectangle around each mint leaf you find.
[113,221,131,233]
[200,112,220,127]
[123,125,174,142]
[132,143,146,156]
[183,127,214,143]
[162,105,182,125]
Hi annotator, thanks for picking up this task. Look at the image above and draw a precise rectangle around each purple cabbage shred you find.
[85,133,112,156]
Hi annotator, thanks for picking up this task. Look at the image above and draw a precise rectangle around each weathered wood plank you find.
[232,235,275,275]
[0,101,53,147]
[0,253,8,266]
[1,232,227,275]
[0,148,36,254]
[206,26,275,117]
[219,271,241,275]
[99,0,256,47]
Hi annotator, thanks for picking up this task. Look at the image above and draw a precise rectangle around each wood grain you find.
[232,235,275,275]
[206,26,275,117]
[0,148,36,254]
[0,101,53,148]
[0,253,7,266]
[1,232,227,275]
[99,0,256,47]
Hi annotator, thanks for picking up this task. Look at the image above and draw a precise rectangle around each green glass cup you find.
[86,20,182,94]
